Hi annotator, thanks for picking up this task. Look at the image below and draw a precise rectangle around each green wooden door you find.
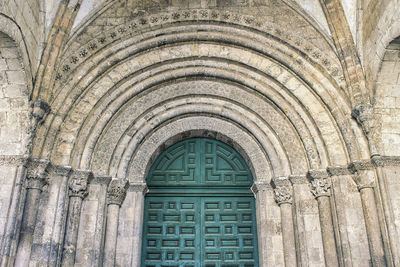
[141,138,259,267]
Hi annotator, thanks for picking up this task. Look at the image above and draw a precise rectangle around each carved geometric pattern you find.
[141,196,259,267]
[148,138,253,187]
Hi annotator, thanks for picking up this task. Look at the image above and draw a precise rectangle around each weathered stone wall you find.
[0,33,30,262]
[375,38,400,156]
[0,0,44,75]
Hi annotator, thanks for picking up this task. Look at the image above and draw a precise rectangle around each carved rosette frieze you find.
[107,179,129,206]
[68,170,93,198]
[25,158,50,190]
[271,176,293,205]
[348,160,376,191]
[307,169,331,198]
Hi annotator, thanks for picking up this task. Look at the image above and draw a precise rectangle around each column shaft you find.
[61,196,83,267]
[317,196,339,267]
[103,204,120,267]
[14,188,41,267]
[359,187,386,266]
[280,203,296,267]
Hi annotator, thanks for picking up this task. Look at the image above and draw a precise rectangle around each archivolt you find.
[33,19,368,179]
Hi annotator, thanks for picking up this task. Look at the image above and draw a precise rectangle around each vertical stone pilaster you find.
[271,177,297,267]
[14,158,49,267]
[251,182,277,266]
[60,169,93,267]
[123,182,148,267]
[307,169,339,267]
[349,161,386,266]
[103,178,129,267]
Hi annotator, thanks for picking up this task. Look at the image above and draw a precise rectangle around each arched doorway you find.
[141,138,259,266]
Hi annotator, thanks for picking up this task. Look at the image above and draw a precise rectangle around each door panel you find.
[142,196,258,267]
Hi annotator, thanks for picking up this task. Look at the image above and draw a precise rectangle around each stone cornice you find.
[47,164,72,176]
[92,176,112,185]
[327,166,352,176]
[129,183,148,194]
[371,155,400,167]
[288,175,307,184]
[107,179,129,206]
[0,155,28,166]
[307,169,329,180]
[348,160,375,173]
[251,182,272,195]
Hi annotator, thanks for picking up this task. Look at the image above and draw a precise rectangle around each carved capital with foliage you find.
[307,169,331,198]
[271,176,292,205]
[107,179,130,206]
[68,170,93,198]
[25,158,50,190]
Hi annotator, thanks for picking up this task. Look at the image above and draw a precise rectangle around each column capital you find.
[307,169,331,198]
[26,158,50,190]
[107,179,129,206]
[271,177,293,205]
[68,169,93,198]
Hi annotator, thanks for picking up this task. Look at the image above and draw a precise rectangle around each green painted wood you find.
[148,138,253,188]
[142,138,259,267]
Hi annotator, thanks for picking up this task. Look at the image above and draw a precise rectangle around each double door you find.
[141,195,259,267]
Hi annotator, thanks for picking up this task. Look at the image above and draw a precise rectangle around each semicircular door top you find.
[141,138,259,267]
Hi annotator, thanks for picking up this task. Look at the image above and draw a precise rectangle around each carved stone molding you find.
[0,155,28,166]
[68,170,93,198]
[129,182,148,194]
[288,174,307,184]
[107,179,130,206]
[327,166,351,176]
[25,158,50,190]
[47,164,72,177]
[352,104,374,136]
[271,177,293,205]
[307,169,331,198]
[251,182,272,195]
[371,155,400,167]
[348,160,374,173]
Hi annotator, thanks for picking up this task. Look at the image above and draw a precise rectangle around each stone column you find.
[349,161,386,266]
[103,178,129,267]
[60,169,93,267]
[271,177,297,267]
[14,158,49,267]
[307,169,339,267]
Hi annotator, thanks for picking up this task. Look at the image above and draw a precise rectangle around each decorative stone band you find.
[288,174,307,184]
[371,155,400,167]
[250,182,272,195]
[326,166,352,176]
[307,169,331,198]
[0,155,28,166]
[271,176,293,205]
[129,182,149,194]
[68,169,93,198]
[25,158,50,190]
[47,164,72,177]
[348,160,376,190]
[107,179,130,206]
